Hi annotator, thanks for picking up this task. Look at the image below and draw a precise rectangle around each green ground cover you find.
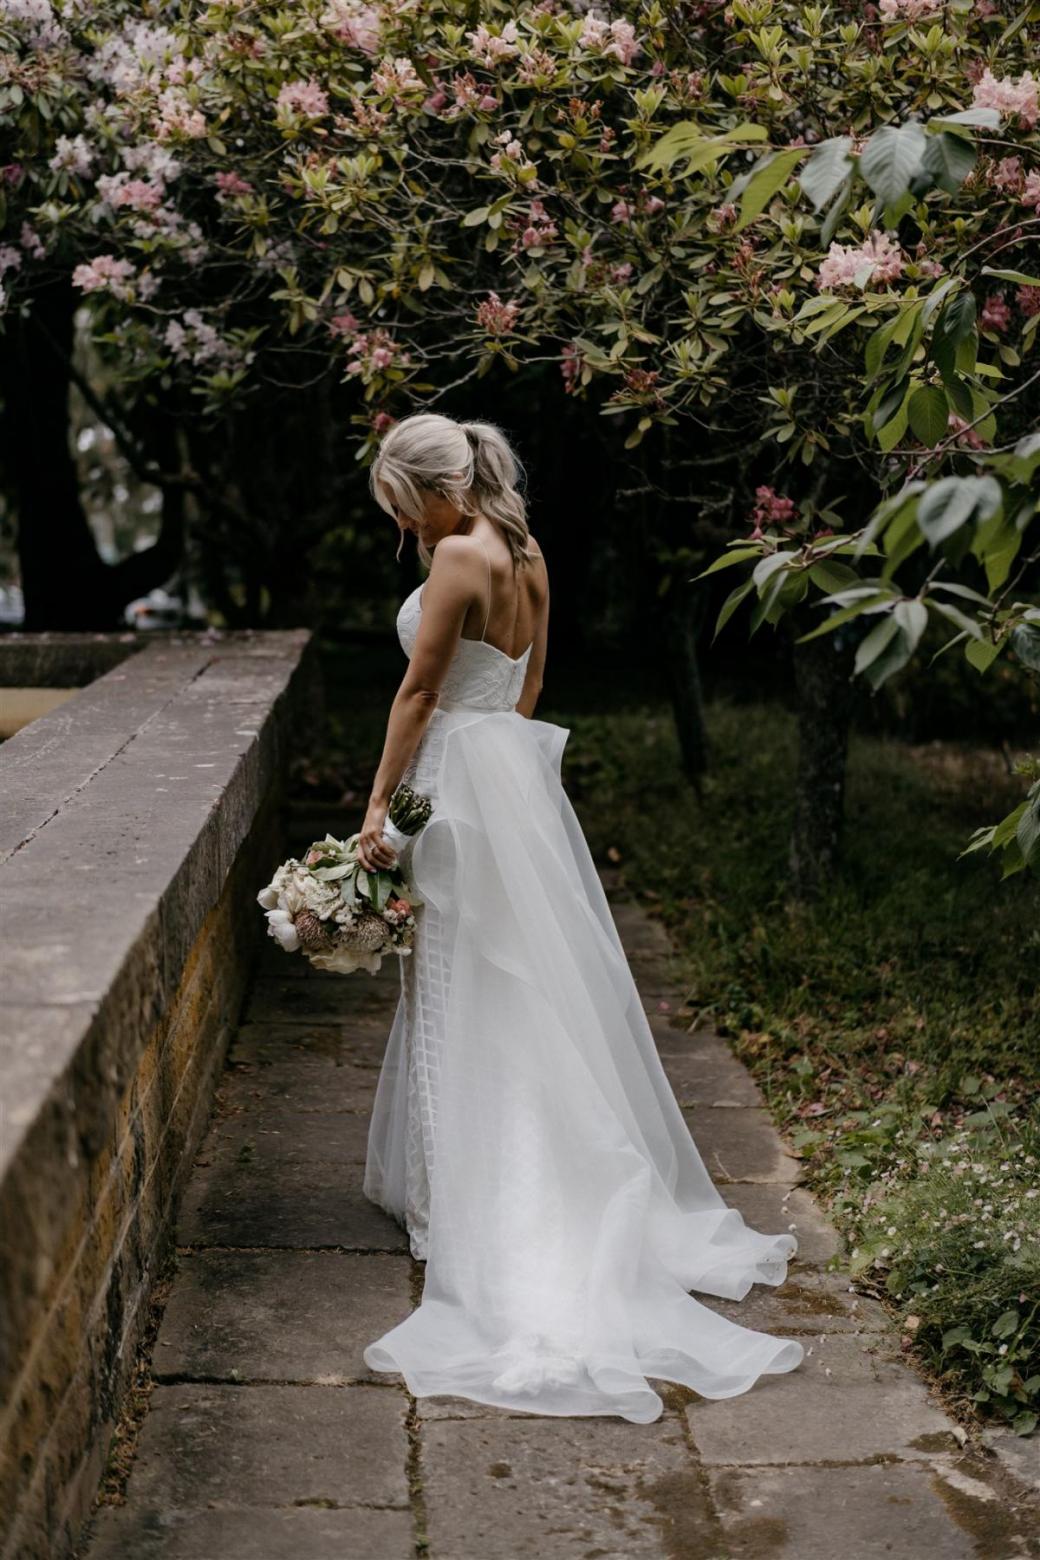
[564,699,1040,1439]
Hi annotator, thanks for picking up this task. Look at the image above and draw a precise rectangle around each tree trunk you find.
[659,583,710,791]
[788,627,858,900]
[0,278,184,630]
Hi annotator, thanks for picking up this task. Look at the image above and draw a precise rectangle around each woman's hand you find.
[356,798,399,873]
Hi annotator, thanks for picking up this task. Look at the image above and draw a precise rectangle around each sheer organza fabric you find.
[363,706,805,1422]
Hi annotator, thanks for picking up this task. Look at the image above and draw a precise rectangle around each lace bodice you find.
[396,582,532,713]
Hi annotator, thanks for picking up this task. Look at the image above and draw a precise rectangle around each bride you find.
[356,411,805,1422]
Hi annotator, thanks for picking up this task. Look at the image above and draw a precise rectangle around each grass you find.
[559,696,1040,1437]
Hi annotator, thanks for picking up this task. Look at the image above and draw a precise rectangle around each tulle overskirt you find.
[363,708,805,1421]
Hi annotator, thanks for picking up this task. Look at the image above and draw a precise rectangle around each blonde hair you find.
[369,412,535,572]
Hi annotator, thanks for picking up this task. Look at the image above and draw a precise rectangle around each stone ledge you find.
[0,630,320,1560]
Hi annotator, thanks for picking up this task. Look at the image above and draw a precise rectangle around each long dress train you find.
[362,581,805,1422]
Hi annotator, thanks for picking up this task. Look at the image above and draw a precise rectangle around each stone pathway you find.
[79,810,1040,1560]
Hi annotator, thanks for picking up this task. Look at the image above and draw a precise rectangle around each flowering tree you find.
[1,0,1037,881]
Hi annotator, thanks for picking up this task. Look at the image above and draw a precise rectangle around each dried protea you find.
[338,913,387,952]
[293,909,336,951]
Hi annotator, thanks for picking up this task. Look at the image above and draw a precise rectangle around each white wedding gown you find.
[362,580,805,1422]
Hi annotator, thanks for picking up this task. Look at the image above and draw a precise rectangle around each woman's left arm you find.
[356,536,482,871]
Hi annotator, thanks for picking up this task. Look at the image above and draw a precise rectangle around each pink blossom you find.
[49,134,94,178]
[980,293,1011,333]
[97,173,164,212]
[878,0,941,18]
[72,254,136,300]
[321,0,382,53]
[609,261,633,283]
[328,309,362,337]
[749,486,797,537]
[344,328,411,379]
[972,68,1039,128]
[0,246,21,278]
[155,89,207,140]
[277,78,330,118]
[371,411,395,435]
[947,412,987,450]
[710,201,738,230]
[640,194,665,216]
[579,12,642,65]
[990,156,1025,193]
[1016,285,1040,318]
[1,163,24,187]
[475,291,519,334]
[817,231,904,291]
[466,20,520,66]
[611,199,633,223]
[214,170,254,197]
[1020,171,1040,210]
[20,222,44,259]
[560,342,585,393]
[371,57,423,99]
[518,199,558,248]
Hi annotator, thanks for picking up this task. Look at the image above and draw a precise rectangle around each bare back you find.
[460,527,549,664]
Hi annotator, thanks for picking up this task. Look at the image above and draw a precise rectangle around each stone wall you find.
[0,631,322,1560]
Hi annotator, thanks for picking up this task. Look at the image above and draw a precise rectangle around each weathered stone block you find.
[421,1413,718,1559]
[152,1250,412,1384]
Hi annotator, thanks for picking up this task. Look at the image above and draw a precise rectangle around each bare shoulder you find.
[427,532,485,586]
[525,532,547,566]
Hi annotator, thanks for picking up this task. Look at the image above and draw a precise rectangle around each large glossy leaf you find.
[859,121,928,207]
[798,135,853,211]
[907,384,949,446]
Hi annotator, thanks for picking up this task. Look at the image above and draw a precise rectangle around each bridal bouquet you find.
[257,782,433,975]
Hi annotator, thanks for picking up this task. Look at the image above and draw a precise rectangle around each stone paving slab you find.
[684,1333,959,1467]
[660,1036,767,1107]
[706,1461,978,1559]
[698,1269,891,1336]
[87,1504,414,1560]
[218,1054,378,1111]
[199,1098,373,1164]
[241,974,398,1025]
[179,1157,408,1251]
[420,1413,720,1559]
[231,1017,394,1070]
[153,1251,412,1384]
[681,1106,805,1185]
[88,1382,409,1509]
[718,1183,845,1269]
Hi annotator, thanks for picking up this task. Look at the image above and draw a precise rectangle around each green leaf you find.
[462,205,489,227]
[798,135,853,212]
[916,477,980,547]
[907,384,948,446]
[713,577,756,641]
[693,546,763,581]
[919,130,975,193]
[736,146,806,229]
[980,266,1040,288]
[636,120,767,176]
[1010,623,1040,674]
[854,612,900,676]
[859,121,928,207]
[808,561,861,594]
[965,636,1001,673]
